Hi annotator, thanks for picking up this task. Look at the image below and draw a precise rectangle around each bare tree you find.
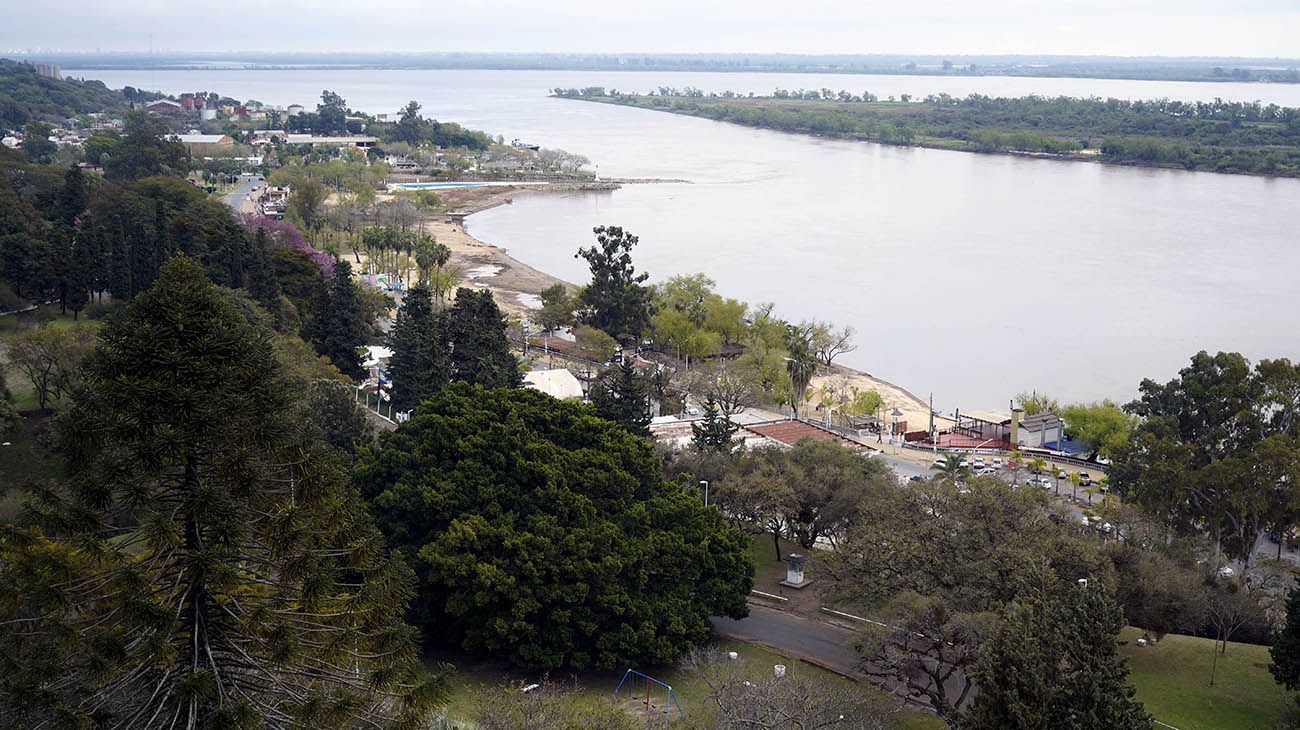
[683,647,898,730]
[857,594,994,726]
[1206,581,1263,685]
[694,363,756,417]
[806,321,857,368]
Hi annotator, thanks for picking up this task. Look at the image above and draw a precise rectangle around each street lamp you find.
[700,480,710,507]
[890,407,903,443]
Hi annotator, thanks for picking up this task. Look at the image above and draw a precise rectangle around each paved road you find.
[712,603,863,677]
[221,175,260,214]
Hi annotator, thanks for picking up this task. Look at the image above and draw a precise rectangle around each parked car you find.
[973,457,985,468]
[992,458,1004,468]
[1077,471,1092,486]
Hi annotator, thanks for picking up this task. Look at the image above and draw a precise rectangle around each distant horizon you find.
[7,0,1299,58]
[8,51,1300,63]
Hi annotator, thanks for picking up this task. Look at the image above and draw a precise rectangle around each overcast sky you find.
[5,0,1298,58]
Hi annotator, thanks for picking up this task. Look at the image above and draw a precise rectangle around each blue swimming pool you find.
[390,182,494,190]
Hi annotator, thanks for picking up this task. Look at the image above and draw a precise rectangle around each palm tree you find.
[786,348,817,419]
[1028,456,1047,476]
[1007,449,1024,486]
[1052,466,1065,496]
[1069,472,1081,502]
[931,453,970,482]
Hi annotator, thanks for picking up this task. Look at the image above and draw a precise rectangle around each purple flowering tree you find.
[240,214,335,277]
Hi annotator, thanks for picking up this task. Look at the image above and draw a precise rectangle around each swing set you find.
[612,668,686,724]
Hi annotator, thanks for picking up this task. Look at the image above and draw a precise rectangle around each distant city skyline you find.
[6,0,1299,59]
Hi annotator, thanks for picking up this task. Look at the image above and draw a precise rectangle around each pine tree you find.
[247,226,281,318]
[965,571,1152,730]
[308,260,367,380]
[590,360,651,437]
[387,285,449,412]
[443,287,521,389]
[1270,586,1300,690]
[0,256,445,729]
[691,394,739,452]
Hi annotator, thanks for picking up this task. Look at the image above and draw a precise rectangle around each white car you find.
[973,457,986,468]
[992,458,1004,468]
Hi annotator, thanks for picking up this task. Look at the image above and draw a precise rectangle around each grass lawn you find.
[1120,627,1293,730]
[438,637,943,729]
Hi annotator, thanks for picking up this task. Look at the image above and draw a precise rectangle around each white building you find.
[1018,412,1065,450]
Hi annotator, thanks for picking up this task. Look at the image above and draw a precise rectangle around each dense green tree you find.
[537,282,576,332]
[104,110,188,181]
[22,120,56,164]
[1270,586,1300,691]
[386,285,448,411]
[965,572,1152,730]
[575,225,652,338]
[691,395,739,453]
[0,256,445,729]
[246,226,281,319]
[1112,351,1300,563]
[355,384,752,670]
[393,100,429,144]
[782,438,889,550]
[306,259,367,379]
[1062,400,1136,459]
[304,377,374,455]
[590,359,651,437]
[443,287,521,389]
[0,173,51,299]
[315,89,349,135]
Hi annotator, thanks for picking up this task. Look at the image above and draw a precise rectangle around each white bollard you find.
[773,664,786,678]
[727,651,739,661]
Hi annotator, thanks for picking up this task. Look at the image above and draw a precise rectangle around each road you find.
[712,603,864,677]
[221,175,260,214]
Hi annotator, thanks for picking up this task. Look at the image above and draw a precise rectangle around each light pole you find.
[890,407,903,447]
[700,480,710,507]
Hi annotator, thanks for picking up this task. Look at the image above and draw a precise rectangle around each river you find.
[72,68,1300,410]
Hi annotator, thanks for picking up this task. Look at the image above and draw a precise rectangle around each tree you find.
[1015,390,1060,416]
[783,438,887,549]
[6,324,95,410]
[573,323,617,362]
[590,360,651,437]
[965,572,1152,730]
[692,395,739,453]
[386,285,448,412]
[443,287,521,389]
[537,282,576,332]
[785,329,817,418]
[354,384,753,670]
[315,89,348,135]
[0,256,444,729]
[1206,581,1263,685]
[304,377,374,455]
[104,110,188,181]
[306,259,367,379]
[930,453,970,482]
[1062,400,1136,460]
[393,100,429,145]
[290,177,328,229]
[22,120,56,164]
[1270,585,1300,691]
[575,225,652,338]
[807,321,857,367]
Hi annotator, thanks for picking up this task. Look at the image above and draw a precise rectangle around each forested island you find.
[555,87,1300,177]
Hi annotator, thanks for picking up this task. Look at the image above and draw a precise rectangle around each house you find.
[384,155,419,170]
[146,99,184,114]
[287,104,305,116]
[255,186,292,219]
[523,369,584,400]
[1017,412,1065,450]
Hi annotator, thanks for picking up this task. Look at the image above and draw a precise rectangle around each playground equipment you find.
[612,669,685,724]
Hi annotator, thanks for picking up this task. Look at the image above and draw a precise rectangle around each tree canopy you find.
[0,256,443,729]
[355,383,752,670]
[575,225,652,339]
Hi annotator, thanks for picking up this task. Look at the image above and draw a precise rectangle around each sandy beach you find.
[382,182,939,428]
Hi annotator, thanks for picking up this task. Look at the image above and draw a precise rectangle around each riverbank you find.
[556,92,1300,178]
[429,182,940,432]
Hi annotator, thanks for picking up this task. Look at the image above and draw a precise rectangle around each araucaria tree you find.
[590,359,652,437]
[443,287,521,389]
[355,384,753,670]
[692,395,740,453]
[575,225,652,339]
[306,258,367,379]
[0,257,444,729]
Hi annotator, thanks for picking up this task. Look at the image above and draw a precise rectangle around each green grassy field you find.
[438,637,944,729]
[1120,627,1294,730]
